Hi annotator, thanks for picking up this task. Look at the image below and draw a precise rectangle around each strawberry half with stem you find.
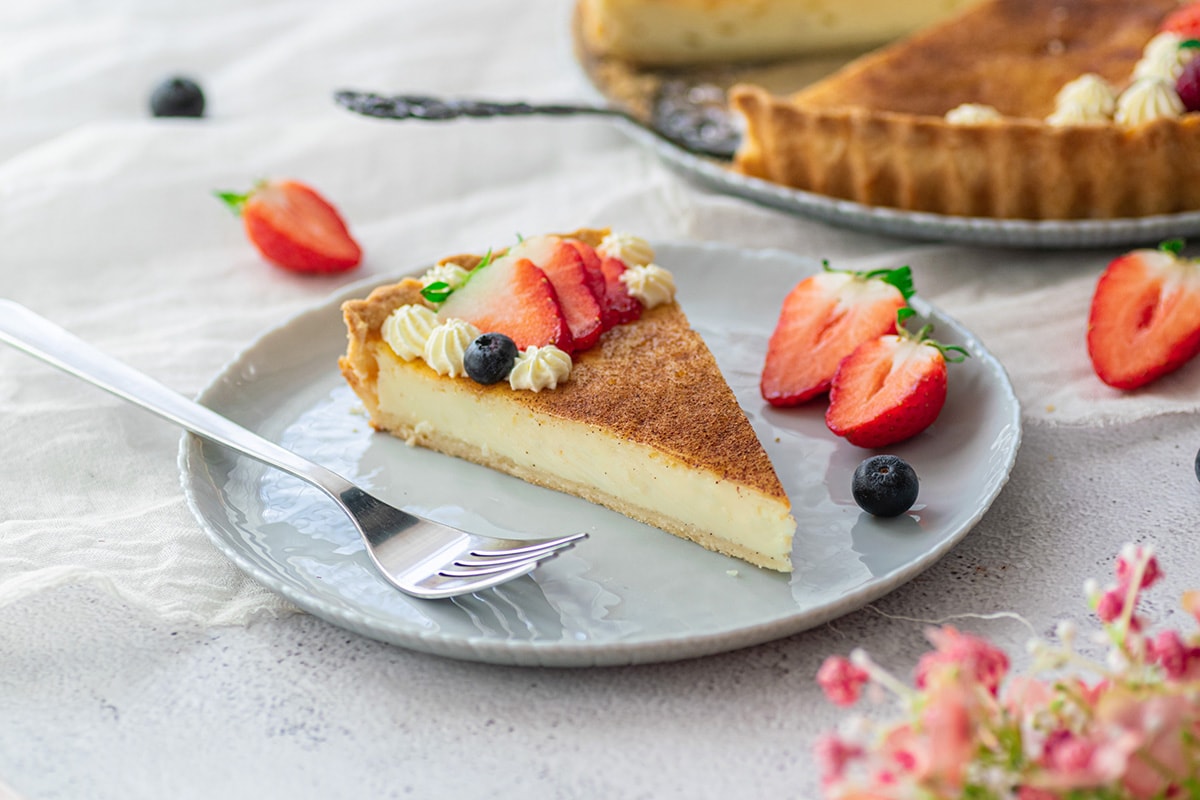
[826,309,969,448]
[1087,239,1200,390]
[761,262,914,407]
[436,251,573,352]
[217,180,362,274]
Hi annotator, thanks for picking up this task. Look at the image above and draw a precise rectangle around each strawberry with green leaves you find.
[761,262,914,407]
[825,309,969,448]
[1087,239,1200,390]
[217,180,361,274]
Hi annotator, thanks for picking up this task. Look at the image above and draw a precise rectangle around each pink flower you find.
[1015,788,1058,800]
[1005,675,1052,718]
[918,684,974,791]
[813,547,1200,800]
[815,734,864,788]
[1031,728,1137,791]
[915,626,1009,695]
[1116,547,1162,589]
[817,655,870,707]
[1147,630,1191,679]
[1097,692,1194,799]
[1096,587,1126,623]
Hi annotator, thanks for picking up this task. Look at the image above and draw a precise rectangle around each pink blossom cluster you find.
[814,545,1200,799]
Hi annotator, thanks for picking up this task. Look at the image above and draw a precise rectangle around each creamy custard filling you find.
[371,343,794,569]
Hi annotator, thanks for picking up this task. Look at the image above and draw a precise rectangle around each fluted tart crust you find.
[731,0,1199,219]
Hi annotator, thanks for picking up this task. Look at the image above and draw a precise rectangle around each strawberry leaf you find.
[864,265,915,301]
[1159,238,1186,257]
[420,281,453,303]
[215,190,250,216]
[421,248,494,304]
[897,309,970,363]
[822,260,916,301]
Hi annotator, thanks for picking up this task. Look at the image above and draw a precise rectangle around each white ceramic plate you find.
[623,123,1200,249]
[179,241,1021,667]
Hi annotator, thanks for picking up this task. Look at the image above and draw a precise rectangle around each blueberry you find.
[149,76,206,118]
[852,455,919,517]
[464,333,519,385]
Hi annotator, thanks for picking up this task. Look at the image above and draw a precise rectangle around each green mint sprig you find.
[420,248,494,304]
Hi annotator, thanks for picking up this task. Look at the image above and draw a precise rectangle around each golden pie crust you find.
[730,0,1200,219]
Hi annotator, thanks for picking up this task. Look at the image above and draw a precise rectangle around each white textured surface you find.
[3,0,1200,797]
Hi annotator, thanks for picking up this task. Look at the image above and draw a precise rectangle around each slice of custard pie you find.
[339,229,796,572]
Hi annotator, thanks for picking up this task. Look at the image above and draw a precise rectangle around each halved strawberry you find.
[437,254,573,351]
[826,311,968,448]
[761,263,914,407]
[1087,240,1200,390]
[217,179,361,273]
[598,256,642,328]
[510,236,604,351]
[1162,2,1200,39]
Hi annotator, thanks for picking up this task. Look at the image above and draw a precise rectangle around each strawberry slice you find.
[1087,240,1200,390]
[510,236,604,351]
[598,256,643,328]
[761,263,914,407]
[826,312,969,448]
[567,239,609,313]
[217,179,361,274]
[436,254,573,352]
[1162,2,1200,39]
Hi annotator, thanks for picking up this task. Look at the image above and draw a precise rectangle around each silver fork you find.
[0,300,586,600]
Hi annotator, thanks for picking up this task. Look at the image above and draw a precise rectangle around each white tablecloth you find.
[3,2,1200,798]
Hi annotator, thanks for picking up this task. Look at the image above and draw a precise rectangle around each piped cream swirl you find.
[1115,77,1185,127]
[1134,32,1193,82]
[382,304,439,361]
[598,232,655,267]
[619,263,676,309]
[423,318,481,377]
[508,345,572,392]
[420,262,471,292]
[1047,73,1117,126]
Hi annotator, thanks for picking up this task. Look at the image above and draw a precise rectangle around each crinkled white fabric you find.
[2,0,1197,632]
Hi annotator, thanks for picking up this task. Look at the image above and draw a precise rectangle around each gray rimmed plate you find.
[620,122,1200,249]
[179,240,1021,667]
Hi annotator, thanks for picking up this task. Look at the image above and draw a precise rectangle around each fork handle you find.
[0,300,354,497]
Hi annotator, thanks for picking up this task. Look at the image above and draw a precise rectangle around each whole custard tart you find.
[730,0,1200,219]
